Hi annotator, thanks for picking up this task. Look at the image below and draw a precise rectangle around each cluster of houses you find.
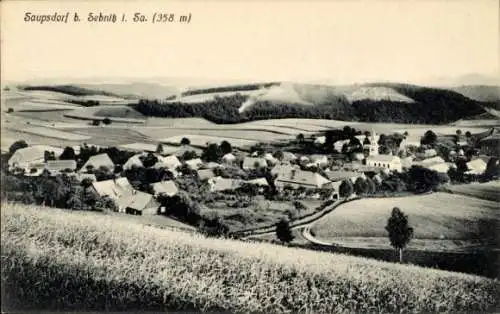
[5,127,499,215]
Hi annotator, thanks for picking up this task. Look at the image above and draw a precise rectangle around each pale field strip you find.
[5,125,91,141]
[160,134,260,147]
[446,181,500,202]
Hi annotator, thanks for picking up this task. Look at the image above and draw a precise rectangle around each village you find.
[2,123,499,235]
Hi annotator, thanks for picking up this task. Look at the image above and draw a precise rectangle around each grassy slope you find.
[445,181,500,202]
[311,193,499,242]
[2,203,498,312]
[450,85,500,102]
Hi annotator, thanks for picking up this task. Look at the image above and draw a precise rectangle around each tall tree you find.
[354,177,368,195]
[9,140,28,154]
[385,207,414,263]
[276,218,294,244]
[339,179,354,198]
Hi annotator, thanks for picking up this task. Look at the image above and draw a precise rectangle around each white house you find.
[154,155,182,170]
[366,155,402,172]
[8,145,63,170]
[80,153,115,173]
[222,153,237,164]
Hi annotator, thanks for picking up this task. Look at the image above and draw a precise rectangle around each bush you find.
[102,117,112,125]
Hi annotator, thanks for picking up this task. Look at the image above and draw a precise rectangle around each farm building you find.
[25,163,46,177]
[333,139,350,153]
[275,169,331,190]
[245,178,269,186]
[119,191,159,215]
[154,155,182,170]
[222,153,237,164]
[119,142,158,153]
[197,169,216,181]
[365,155,402,172]
[123,154,146,170]
[203,162,222,169]
[466,158,488,175]
[271,164,300,176]
[151,180,179,197]
[8,145,63,169]
[185,158,203,170]
[309,155,329,167]
[418,156,446,166]
[280,151,298,163]
[207,176,243,192]
[323,170,360,183]
[242,157,268,170]
[91,177,133,201]
[80,153,115,173]
[415,157,450,173]
[423,149,438,158]
[71,173,97,183]
[45,160,77,175]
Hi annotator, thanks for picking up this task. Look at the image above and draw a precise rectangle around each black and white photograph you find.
[1,0,499,312]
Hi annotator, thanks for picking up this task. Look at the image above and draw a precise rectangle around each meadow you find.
[310,193,499,251]
[445,181,500,202]
[1,203,498,312]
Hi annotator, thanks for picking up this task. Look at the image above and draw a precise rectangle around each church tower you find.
[369,130,379,156]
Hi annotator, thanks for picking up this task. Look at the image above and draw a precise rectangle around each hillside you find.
[2,203,498,312]
[450,85,500,102]
[133,82,494,124]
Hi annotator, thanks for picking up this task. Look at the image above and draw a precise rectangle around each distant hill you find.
[19,85,122,98]
[134,82,496,125]
[449,85,500,102]
[79,82,180,100]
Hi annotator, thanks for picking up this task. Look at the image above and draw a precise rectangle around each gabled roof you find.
[427,162,451,173]
[72,173,97,182]
[276,170,331,188]
[245,178,269,186]
[92,177,133,200]
[203,162,222,169]
[197,168,216,181]
[222,153,236,162]
[81,153,114,172]
[209,176,243,191]
[467,158,487,173]
[8,145,63,166]
[185,158,203,169]
[242,157,268,169]
[281,151,297,161]
[154,155,182,170]
[419,156,445,166]
[160,144,203,157]
[323,170,359,182]
[119,191,159,211]
[46,160,77,171]
[123,154,145,170]
[271,164,300,176]
[367,155,400,163]
[151,180,179,197]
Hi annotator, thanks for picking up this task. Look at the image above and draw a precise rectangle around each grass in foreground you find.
[1,203,498,312]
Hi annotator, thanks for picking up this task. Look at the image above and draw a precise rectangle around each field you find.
[5,125,91,141]
[446,181,500,202]
[2,203,498,312]
[310,193,500,251]
[160,134,260,148]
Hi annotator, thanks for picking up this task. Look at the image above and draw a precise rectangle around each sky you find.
[1,0,498,85]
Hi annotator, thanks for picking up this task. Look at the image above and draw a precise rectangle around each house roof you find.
[245,178,269,186]
[222,153,236,161]
[151,180,179,196]
[281,151,297,161]
[209,176,243,191]
[92,177,133,200]
[46,160,77,171]
[119,191,159,211]
[271,164,300,176]
[81,153,114,172]
[197,169,216,181]
[323,170,359,182]
[242,157,267,169]
[367,155,400,163]
[467,159,487,173]
[8,145,64,166]
[154,155,182,169]
[72,173,97,182]
[123,154,145,170]
[309,154,329,163]
[185,158,203,169]
[419,156,445,166]
[427,162,451,173]
[160,145,203,157]
[276,170,331,188]
[119,142,158,153]
[203,162,222,169]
